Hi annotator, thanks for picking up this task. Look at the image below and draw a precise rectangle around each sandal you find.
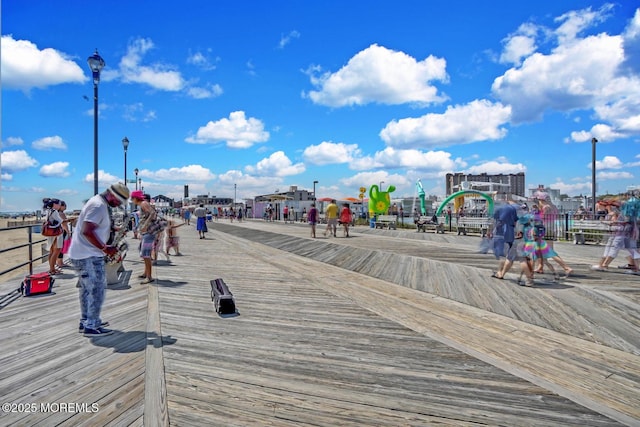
[140,277,155,284]
[138,274,147,279]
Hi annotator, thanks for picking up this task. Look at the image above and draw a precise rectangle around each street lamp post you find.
[122,137,129,213]
[134,168,139,190]
[591,137,598,217]
[313,180,318,201]
[379,181,384,190]
[87,50,105,195]
[234,183,237,206]
[122,137,129,186]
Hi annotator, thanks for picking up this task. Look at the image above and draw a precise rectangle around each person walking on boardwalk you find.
[69,183,129,337]
[490,200,519,279]
[131,190,158,284]
[56,200,72,270]
[591,199,628,272]
[515,214,537,286]
[308,203,318,238]
[164,218,185,258]
[530,204,573,279]
[340,203,353,237]
[324,199,339,237]
[194,204,207,239]
[43,198,64,275]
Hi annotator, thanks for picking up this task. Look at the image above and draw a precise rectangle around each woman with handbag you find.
[43,198,64,274]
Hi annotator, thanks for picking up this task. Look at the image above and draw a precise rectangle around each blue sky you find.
[2,1,639,212]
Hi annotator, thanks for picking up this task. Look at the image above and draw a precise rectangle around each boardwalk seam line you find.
[144,281,169,426]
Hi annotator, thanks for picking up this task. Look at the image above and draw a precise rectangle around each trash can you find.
[370,218,376,228]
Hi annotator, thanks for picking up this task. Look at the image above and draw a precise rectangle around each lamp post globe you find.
[87,50,105,195]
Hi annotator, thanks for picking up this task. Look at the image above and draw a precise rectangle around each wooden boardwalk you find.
[0,219,638,426]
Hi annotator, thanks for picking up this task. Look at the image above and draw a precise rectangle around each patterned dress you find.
[518,222,537,259]
[533,221,559,260]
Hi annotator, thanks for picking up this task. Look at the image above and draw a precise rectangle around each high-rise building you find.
[445,172,526,197]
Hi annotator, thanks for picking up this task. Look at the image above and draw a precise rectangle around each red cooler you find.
[21,272,54,296]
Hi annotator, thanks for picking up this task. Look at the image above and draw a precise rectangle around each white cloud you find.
[144,165,216,181]
[185,111,270,148]
[245,151,305,177]
[465,160,527,175]
[32,136,67,151]
[554,4,612,44]
[1,150,39,172]
[492,5,634,125]
[365,148,465,172]
[380,100,511,148]
[0,35,86,92]
[499,23,539,66]
[550,179,592,196]
[597,170,633,180]
[302,141,361,165]
[3,137,24,147]
[593,155,623,170]
[187,83,223,99]
[84,170,120,188]
[305,44,449,107]
[570,123,624,142]
[278,30,300,49]
[40,162,70,177]
[122,103,157,122]
[187,49,219,70]
[119,38,186,91]
[493,33,624,123]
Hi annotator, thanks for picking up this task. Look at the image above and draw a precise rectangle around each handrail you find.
[0,224,48,278]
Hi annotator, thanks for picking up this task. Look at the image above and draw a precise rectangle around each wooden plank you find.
[143,281,170,426]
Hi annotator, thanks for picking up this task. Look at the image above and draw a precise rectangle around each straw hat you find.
[107,182,130,204]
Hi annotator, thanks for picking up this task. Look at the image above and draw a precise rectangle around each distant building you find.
[185,195,233,206]
[446,172,526,197]
[151,194,175,209]
[254,186,314,202]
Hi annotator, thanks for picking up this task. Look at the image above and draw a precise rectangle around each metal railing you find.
[0,223,48,278]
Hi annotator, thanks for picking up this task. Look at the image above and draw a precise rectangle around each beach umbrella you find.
[341,197,361,203]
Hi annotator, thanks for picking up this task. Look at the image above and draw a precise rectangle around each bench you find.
[455,217,491,237]
[568,219,612,244]
[415,216,445,233]
[375,215,397,230]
